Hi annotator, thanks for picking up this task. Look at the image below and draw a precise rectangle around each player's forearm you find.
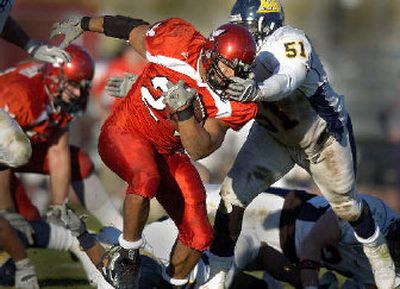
[48,147,71,205]
[0,17,30,50]
[257,64,307,102]
[178,118,220,161]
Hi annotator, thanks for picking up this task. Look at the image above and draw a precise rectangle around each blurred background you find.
[1,0,400,208]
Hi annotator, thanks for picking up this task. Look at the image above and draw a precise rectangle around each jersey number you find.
[284,41,306,58]
[141,76,169,121]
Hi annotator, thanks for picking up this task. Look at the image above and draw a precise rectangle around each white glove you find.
[162,80,197,112]
[226,76,259,102]
[0,208,34,245]
[15,259,39,289]
[50,15,84,49]
[105,73,138,98]
[25,40,71,64]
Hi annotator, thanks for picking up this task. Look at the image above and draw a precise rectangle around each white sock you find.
[72,174,123,230]
[47,223,74,251]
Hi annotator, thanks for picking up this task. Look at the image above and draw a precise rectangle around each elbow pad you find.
[103,15,149,40]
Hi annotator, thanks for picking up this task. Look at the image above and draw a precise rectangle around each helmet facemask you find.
[43,44,94,114]
[202,24,256,98]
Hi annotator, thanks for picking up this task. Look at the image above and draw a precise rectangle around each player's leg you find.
[98,124,160,287]
[156,152,212,287]
[204,122,295,289]
[306,125,395,289]
[0,216,38,289]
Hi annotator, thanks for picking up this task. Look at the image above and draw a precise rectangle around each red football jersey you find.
[105,18,257,154]
[0,61,74,143]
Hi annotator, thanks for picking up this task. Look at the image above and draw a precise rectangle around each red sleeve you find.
[145,17,206,62]
[218,101,258,131]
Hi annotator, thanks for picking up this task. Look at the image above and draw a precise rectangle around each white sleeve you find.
[257,27,312,102]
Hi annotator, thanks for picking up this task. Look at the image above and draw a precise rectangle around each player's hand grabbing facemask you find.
[162,80,197,113]
[25,40,71,64]
[50,15,84,49]
[105,73,138,98]
[226,75,259,102]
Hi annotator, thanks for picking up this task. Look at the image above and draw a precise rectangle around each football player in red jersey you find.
[51,15,258,288]
[0,44,123,234]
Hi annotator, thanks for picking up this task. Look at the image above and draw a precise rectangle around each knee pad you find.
[330,197,362,222]
[220,177,246,214]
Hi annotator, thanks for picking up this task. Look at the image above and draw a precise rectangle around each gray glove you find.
[46,204,68,227]
[50,15,84,49]
[60,206,87,237]
[162,80,197,112]
[105,73,138,98]
[25,40,71,64]
[226,76,259,102]
[0,208,34,245]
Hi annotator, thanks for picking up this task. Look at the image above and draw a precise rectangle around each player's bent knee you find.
[330,198,362,222]
[220,177,246,213]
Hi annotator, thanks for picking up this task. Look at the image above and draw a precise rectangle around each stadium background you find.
[1,0,400,288]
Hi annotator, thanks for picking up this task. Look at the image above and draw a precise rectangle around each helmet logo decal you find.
[258,0,281,14]
[209,29,226,41]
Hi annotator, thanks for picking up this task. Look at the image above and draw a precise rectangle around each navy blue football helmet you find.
[229,0,284,44]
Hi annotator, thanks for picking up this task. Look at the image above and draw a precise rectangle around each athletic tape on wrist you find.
[77,231,97,250]
[299,259,321,272]
[176,105,194,121]
[118,234,143,249]
[80,17,91,31]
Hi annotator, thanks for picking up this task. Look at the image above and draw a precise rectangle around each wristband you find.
[299,259,320,272]
[77,231,97,250]
[80,16,91,31]
[118,234,143,250]
[175,105,194,121]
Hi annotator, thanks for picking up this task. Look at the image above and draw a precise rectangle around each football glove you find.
[59,206,87,237]
[50,15,84,49]
[0,208,34,245]
[162,80,197,113]
[105,73,138,98]
[46,204,68,227]
[100,245,141,289]
[15,259,39,289]
[25,40,71,64]
[226,76,259,102]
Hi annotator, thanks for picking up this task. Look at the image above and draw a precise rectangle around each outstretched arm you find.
[1,16,71,63]
[51,15,150,57]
